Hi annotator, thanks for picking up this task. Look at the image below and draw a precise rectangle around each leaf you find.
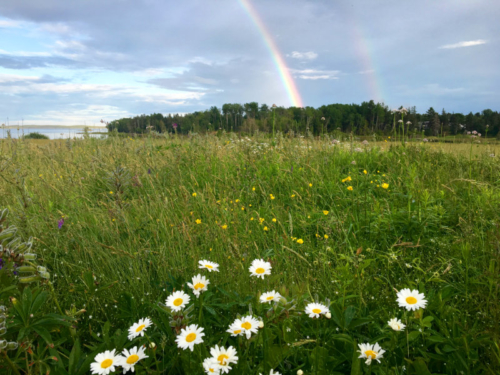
[408,331,421,342]
[33,326,53,345]
[350,341,361,375]
[344,306,356,329]
[31,291,49,315]
[411,358,431,375]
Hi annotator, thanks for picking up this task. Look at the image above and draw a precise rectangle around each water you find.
[0,127,108,140]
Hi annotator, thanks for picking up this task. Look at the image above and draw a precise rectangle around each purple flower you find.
[58,218,64,229]
[148,168,151,174]
[172,123,178,129]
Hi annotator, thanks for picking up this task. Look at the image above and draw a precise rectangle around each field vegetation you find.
[0,131,499,374]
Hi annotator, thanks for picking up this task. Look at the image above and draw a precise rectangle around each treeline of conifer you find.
[107,101,500,137]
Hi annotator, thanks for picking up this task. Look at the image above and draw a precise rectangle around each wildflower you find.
[363,170,367,174]
[119,346,148,373]
[192,193,197,197]
[249,259,272,279]
[250,217,254,221]
[309,183,312,187]
[90,349,120,375]
[351,160,357,165]
[272,218,277,222]
[296,239,304,244]
[187,274,209,297]
[166,290,190,312]
[199,260,219,272]
[203,358,222,374]
[176,324,205,351]
[109,191,113,195]
[358,343,385,365]
[252,187,256,191]
[58,218,64,229]
[362,140,369,145]
[323,210,329,215]
[258,320,264,328]
[305,302,329,318]
[325,312,331,319]
[227,319,244,337]
[263,226,269,231]
[196,219,202,224]
[388,318,405,331]
[209,345,238,374]
[396,288,427,311]
[270,194,275,200]
[221,224,228,229]
[128,317,152,340]
[381,183,389,189]
[297,371,304,375]
[291,194,295,198]
[259,218,265,224]
[239,315,260,339]
[324,235,328,239]
[260,290,282,304]
[341,176,352,183]
[347,186,353,191]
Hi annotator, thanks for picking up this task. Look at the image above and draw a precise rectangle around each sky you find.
[0,0,498,125]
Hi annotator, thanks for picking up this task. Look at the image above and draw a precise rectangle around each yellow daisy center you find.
[205,265,213,269]
[194,283,205,290]
[233,329,242,334]
[406,296,417,305]
[218,354,229,365]
[126,354,140,364]
[266,296,274,300]
[185,333,197,342]
[365,350,377,359]
[241,322,252,330]
[255,267,265,274]
[312,308,321,314]
[101,359,113,369]
[135,324,145,332]
[173,298,183,306]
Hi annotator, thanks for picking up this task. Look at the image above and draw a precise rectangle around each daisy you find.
[358,342,385,365]
[259,290,282,304]
[239,315,260,339]
[226,319,244,337]
[387,318,406,331]
[199,260,219,272]
[187,274,209,297]
[128,317,152,340]
[259,371,282,375]
[166,291,190,312]
[249,259,271,279]
[175,324,205,351]
[396,288,427,311]
[119,346,148,373]
[203,357,221,374]
[209,345,238,374]
[305,303,329,318]
[90,349,120,375]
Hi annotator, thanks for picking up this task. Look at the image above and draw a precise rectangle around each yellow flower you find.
[252,187,256,191]
[272,218,277,223]
[263,226,269,231]
[270,194,275,200]
[309,183,313,187]
[363,170,367,174]
[382,183,389,189]
[347,186,353,191]
[249,204,252,207]
[323,210,329,215]
[370,181,373,183]
[250,217,254,221]
[192,193,197,197]
[324,234,329,239]
[388,136,391,139]
[291,194,295,198]
[196,219,202,224]
[315,234,320,238]
[342,176,352,183]
[297,239,304,244]
[109,191,114,194]
[235,199,240,203]
[259,218,265,223]
[222,224,228,230]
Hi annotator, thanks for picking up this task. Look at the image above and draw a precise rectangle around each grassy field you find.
[0,133,499,374]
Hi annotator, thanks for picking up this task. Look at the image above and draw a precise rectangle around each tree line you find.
[107,101,500,137]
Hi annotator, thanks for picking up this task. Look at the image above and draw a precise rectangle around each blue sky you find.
[0,0,498,125]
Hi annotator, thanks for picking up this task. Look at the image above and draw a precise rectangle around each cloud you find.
[289,69,340,80]
[288,51,318,60]
[439,39,487,49]
[0,19,20,28]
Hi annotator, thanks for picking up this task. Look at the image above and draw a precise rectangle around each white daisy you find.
[166,290,190,312]
[260,290,282,304]
[358,342,385,365]
[119,346,148,373]
[396,288,427,311]
[249,259,272,279]
[209,345,238,374]
[226,319,244,337]
[304,303,329,318]
[199,260,220,272]
[203,357,222,374]
[90,349,120,375]
[128,317,152,340]
[259,370,282,375]
[239,315,260,339]
[187,274,209,297]
[387,318,406,331]
[175,324,205,351]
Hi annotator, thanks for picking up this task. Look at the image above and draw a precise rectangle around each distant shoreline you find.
[1,125,107,129]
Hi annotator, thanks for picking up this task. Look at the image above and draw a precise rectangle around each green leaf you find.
[350,341,361,375]
[411,358,431,375]
[33,326,53,345]
[344,306,356,329]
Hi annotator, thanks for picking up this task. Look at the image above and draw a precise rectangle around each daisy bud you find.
[325,312,331,319]
[149,342,156,348]
[297,370,304,375]
[258,320,264,329]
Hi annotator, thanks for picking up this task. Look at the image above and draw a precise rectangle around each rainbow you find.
[238,0,304,107]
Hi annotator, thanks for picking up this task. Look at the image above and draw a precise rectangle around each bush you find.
[23,132,49,139]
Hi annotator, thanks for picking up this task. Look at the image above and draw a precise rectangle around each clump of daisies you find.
[358,342,385,365]
[199,260,219,272]
[249,259,272,279]
[187,274,210,297]
[128,317,152,340]
[227,315,260,339]
[166,290,191,312]
[305,302,330,318]
[175,324,205,351]
[208,345,238,374]
[396,288,427,311]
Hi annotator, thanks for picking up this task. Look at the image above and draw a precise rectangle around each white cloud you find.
[288,51,318,60]
[289,68,339,80]
[0,20,21,28]
[0,49,52,57]
[439,39,487,49]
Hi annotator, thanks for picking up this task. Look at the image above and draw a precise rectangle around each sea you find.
[0,127,108,140]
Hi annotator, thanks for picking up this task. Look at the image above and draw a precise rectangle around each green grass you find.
[1,133,499,374]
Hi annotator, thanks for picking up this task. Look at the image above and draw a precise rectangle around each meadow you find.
[0,132,499,374]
